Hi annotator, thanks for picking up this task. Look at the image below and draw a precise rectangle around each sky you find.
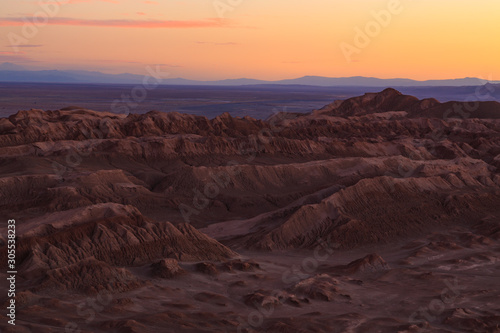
[0,0,498,80]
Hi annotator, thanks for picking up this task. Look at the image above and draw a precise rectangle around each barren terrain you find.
[1,88,499,332]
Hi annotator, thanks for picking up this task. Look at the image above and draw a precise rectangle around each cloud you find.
[0,17,229,28]
[86,59,183,67]
[136,12,146,16]
[195,41,238,46]
[47,0,120,4]
[156,63,182,68]
[142,0,158,4]
[0,53,37,62]
[5,44,43,48]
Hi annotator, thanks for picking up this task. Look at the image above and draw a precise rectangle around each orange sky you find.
[0,0,498,80]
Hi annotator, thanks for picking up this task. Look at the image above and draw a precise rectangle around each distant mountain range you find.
[0,62,498,87]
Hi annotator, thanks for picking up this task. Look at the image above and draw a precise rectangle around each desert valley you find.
[0,87,499,332]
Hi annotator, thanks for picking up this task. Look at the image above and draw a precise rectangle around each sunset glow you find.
[1,0,498,80]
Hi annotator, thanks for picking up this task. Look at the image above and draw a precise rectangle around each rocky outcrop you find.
[289,274,350,301]
[0,203,235,294]
[151,259,187,278]
[341,254,390,274]
[315,88,500,119]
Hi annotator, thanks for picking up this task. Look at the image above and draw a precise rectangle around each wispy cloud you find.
[0,17,229,28]
[0,53,37,62]
[85,58,183,67]
[156,63,182,68]
[5,44,43,48]
[195,41,238,46]
[43,0,120,4]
